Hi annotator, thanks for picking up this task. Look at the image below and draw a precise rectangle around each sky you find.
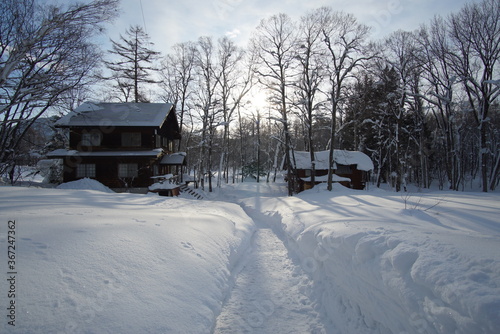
[107,0,482,56]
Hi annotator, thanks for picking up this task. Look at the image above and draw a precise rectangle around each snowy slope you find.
[239,183,500,334]
[1,180,499,334]
[0,187,254,334]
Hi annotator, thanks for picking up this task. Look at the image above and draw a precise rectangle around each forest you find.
[1,0,499,193]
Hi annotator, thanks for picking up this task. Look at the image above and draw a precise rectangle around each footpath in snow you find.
[214,221,327,333]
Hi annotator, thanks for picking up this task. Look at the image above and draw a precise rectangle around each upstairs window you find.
[76,164,96,178]
[118,163,138,178]
[162,137,174,151]
[81,132,102,146]
[122,132,141,147]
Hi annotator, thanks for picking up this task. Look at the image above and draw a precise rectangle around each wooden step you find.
[179,184,204,200]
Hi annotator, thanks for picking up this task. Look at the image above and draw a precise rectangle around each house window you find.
[336,165,352,175]
[118,163,138,178]
[81,132,102,146]
[76,164,96,178]
[122,132,141,147]
[162,137,174,151]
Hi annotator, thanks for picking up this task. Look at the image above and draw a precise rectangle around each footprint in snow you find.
[181,241,194,250]
[181,242,203,258]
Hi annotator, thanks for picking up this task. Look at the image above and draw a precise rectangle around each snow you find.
[214,227,326,333]
[160,152,186,165]
[55,102,175,127]
[150,173,174,180]
[56,177,115,193]
[0,186,254,333]
[293,150,374,171]
[238,183,500,333]
[148,182,179,191]
[1,180,499,334]
[300,174,351,182]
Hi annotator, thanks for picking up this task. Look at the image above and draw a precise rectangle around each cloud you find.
[225,28,241,39]
[108,0,478,55]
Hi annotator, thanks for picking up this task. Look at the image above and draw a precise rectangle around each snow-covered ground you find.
[236,183,500,334]
[0,184,254,333]
[1,178,499,333]
[214,224,327,333]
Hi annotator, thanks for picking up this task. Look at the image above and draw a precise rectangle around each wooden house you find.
[292,150,374,191]
[47,102,183,192]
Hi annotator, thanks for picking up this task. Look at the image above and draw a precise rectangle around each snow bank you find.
[56,177,115,193]
[0,187,254,333]
[240,184,500,334]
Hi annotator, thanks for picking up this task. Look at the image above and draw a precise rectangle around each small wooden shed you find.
[292,150,374,191]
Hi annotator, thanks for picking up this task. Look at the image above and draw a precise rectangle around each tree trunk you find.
[327,105,336,191]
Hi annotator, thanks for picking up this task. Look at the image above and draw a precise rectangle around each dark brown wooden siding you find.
[69,127,158,151]
[295,165,367,190]
[62,156,157,188]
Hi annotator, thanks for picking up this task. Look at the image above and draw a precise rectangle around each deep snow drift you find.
[0,186,254,333]
[1,179,499,334]
[237,183,500,334]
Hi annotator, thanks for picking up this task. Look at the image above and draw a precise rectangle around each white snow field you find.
[1,179,499,334]
[235,183,500,334]
[0,185,254,334]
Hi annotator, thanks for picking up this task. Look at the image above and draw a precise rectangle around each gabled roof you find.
[293,150,374,171]
[56,102,175,127]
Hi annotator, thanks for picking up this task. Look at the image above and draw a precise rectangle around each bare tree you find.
[252,13,297,196]
[105,25,160,103]
[447,0,500,192]
[215,36,255,186]
[417,18,462,190]
[320,8,373,191]
[382,30,424,191]
[194,36,221,192]
[160,41,197,151]
[0,0,119,179]
[293,9,328,185]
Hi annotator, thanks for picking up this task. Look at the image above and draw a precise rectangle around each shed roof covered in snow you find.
[160,152,187,165]
[293,150,374,171]
[56,102,175,128]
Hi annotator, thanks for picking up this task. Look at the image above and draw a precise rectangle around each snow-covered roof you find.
[293,150,374,171]
[148,182,180,191]
[151,174,174,180]
[47,148,163,158]
[160,152,186,165]
[300,174,351,182]
[56,102,175,127]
